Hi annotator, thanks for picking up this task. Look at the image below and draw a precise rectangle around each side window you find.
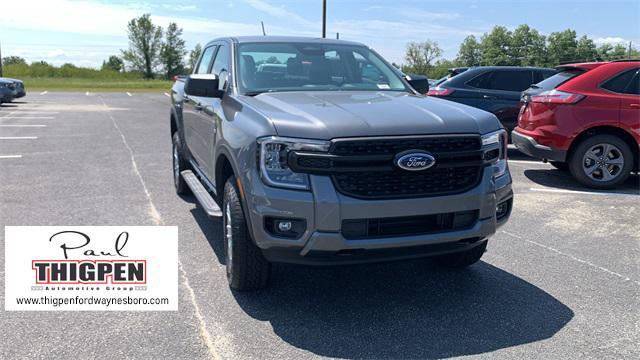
[211,44,230,77]
[466,71,493,89]
[490,70,534,91]
[625,72,640,95]
[196,46,216,74]
[211,44,230,90]
[601,68,640,94]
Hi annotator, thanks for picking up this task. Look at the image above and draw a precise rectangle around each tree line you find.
[402,24,639,79]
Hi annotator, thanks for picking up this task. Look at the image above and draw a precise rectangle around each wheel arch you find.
[568,125,638,171]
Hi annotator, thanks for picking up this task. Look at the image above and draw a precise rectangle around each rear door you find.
[603,67,640,141]
[184,45,216,168]
[468,69,535,131]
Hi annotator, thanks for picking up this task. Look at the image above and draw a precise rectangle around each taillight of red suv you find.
[530,89,584,104]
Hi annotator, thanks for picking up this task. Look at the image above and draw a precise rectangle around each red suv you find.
[512,60,639,188]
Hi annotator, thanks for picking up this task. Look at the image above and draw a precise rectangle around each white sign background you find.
[5,226,178,311]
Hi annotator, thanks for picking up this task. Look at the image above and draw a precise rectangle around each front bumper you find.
[242,166,512,265]
[512,129,566,162]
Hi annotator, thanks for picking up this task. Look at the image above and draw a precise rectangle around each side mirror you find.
[184,74,223,98]
[406,74,430,95]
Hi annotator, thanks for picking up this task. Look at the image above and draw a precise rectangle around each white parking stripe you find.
[0,155,22,159]
[529,187,638,197]
[164,92,170,97]
[0,125,47,127]
[0,136,38,140]
[508,160,549,165]
[86,91,90,96]
[126,92,132,97]
[0,116,54,119]
[40,91,48,95]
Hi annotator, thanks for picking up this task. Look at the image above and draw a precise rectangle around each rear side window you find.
[626,72,640,95]
[196,46,216,74]
[535,70,584,90]
[601,68,640,94]
[467,70,534,91]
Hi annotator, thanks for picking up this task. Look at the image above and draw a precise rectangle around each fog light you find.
[264,217,306,239]
[277,221,292,232]
[496,200,511,220]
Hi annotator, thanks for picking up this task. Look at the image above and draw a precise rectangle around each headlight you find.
[257,136,330,190]
[482,130,508,178]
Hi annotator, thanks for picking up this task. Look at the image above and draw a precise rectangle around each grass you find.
[20,77,173,92]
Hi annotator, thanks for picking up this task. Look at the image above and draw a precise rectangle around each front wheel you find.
[223,176,271,291]
[434,241,487,268]
[568,134,633,189]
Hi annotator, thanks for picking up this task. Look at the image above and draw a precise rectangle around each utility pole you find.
[322,0,327,38]
[261,21,266,36]
[629,41,633,59]
[0,41,3,77]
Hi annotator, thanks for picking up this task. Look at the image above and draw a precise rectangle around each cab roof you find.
[207,36,365,47]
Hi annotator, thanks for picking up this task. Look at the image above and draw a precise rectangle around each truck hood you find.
[241,91,501,139]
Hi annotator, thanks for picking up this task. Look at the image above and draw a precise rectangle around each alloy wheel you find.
[582,143,625,182]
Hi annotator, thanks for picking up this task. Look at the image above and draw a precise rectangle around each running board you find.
[181,170,222,218]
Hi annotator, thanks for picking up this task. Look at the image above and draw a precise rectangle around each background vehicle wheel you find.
[172,132,191,195]
[434,241,487,268]
[568,134,633,189]
[550,161,569,171]
[223,176,271,291]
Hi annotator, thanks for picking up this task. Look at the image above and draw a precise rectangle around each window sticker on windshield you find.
[377,84,390,89]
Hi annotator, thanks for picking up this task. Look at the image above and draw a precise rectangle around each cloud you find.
[47,49,67,58]
[593,37,629,46]
[396,8,461,21]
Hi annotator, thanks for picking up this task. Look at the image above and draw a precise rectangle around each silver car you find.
[170,36,512,290]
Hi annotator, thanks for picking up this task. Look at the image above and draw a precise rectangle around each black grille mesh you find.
[331,136,481,156]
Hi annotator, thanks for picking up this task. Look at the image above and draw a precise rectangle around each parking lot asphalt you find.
[1,92,638,360]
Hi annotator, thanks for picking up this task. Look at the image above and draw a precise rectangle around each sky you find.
[1,0,639,68]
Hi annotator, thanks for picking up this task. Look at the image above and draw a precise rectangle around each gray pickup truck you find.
[170,36,512,290]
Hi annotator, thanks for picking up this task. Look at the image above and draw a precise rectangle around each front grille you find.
[333,166,481,199]
[331,136,481,155]
[342,210,478,239]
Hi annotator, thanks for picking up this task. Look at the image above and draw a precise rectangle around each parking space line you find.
[0,116,55,119]
[40,91,48,95]
[508,160,549,165]
[126,92,132,97]
[529,187,638,197]
[164,92,170,97]
[0,155,22,159]
[0,124,47,127]
[502,230,640,286]
[0,136,38,140]
[86,91,90,96]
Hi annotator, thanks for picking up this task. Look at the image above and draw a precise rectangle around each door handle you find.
[630,104,640,108]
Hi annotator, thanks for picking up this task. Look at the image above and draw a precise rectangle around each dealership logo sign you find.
[5,226,178,311]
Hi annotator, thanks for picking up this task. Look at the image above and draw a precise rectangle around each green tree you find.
[403,40,443,75]
[188,43,202,72]
[101,55,124,72]
[160,22,187,79]
[121,14,163,79]
[575,36,597,62]
[2,56,27,66]
[600,44,631,60]
[428,59,463,79]
[546,29,578,65]
[456,35,482,67]
[480,26,513,65]
[510,24,547,66]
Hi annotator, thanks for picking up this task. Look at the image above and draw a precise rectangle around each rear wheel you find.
[568,134,633,189]
[223,176,271,291]
[435,241,487,268]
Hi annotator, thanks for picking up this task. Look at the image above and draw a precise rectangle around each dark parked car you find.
[1,78,26,99]
[0,79,16,104]
[432,67,469,87]
[428,66,556,132]
[513,60,639,188]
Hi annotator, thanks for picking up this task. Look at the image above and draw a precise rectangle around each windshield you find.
[534,69,585,90]
[237,42,408,94]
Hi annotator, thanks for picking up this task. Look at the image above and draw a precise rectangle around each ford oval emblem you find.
[395,151,436,171]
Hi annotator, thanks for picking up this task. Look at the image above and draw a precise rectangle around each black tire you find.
[435,241,487,268]
[550,161,569,171]
[568,134,633,189]
[172,132,191,195]
[223,176,271,291]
